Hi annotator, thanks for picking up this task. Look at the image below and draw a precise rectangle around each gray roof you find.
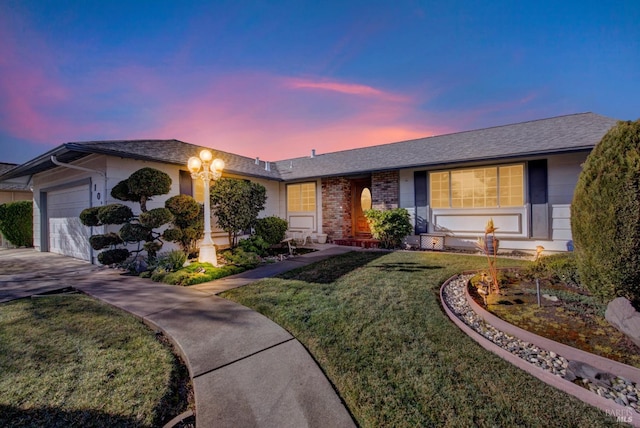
[0,162,30,191]
[0,139,281,181]
[0,113,619,183]
[274,112,618,180]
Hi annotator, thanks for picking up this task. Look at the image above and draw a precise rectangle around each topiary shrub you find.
[163,195,203,256]
[364,208,413,249]
[98,204,134,224]
[82,168,173,266]
[571,119,640,304]
[79,206,102,227]
[89,233,123,251]
[126,167,172,212]
[120,223,154,243]
[139,208,173,229]
[0,200,33,247]
[97,248,130,265]
[255,216,288,245]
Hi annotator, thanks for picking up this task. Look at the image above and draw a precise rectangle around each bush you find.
[222,247,262,269]
[160,263,244,286]
[0,200,33,247]
[157,250,187,272]
[522,253,581,288]
[255,216,288,245]
[237,235,270,256]
[364,208,413,249]
[571,119,640,303]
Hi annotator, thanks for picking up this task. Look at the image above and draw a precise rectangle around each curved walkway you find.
[0,247,356,428]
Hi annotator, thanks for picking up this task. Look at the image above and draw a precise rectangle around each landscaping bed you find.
[469,273,640,369]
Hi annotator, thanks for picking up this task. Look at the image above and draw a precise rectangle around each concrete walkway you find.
[0,247,357,427]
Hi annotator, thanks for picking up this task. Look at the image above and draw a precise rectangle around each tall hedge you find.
[0,200,33,247]
[571,119,640,304]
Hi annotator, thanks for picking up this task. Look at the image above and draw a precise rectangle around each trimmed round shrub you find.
[364,208,413,249]
[0,200,33,247]
[98,204,133,225]
[162,227,183,242]
[127,168,171,211]
[79,206,102,227]
[139,208,173,229]
[89,233,124,250]
[120,223,153,243]
[165,195,201,226]
[97,248,130,265]
[143,241,163,258]
[255,216,288,245]
[110,180,138,202]
[571,119,640,303]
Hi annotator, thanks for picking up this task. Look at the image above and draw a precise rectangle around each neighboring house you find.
[0,112,618,262]
[0,162,33,247]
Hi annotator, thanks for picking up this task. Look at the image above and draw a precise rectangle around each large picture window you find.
[430,164,524,208]
[287,182,316,212]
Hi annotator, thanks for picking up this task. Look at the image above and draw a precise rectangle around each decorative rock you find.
[605,297,640,349]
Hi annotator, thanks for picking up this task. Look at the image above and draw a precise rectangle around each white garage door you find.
[48,185,92,261]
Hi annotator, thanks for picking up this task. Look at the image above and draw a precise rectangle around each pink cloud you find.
[286,78,409,102]
[148,72,451,160]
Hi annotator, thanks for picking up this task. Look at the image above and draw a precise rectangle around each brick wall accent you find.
[372,170,399,209]
[321,177,352,240]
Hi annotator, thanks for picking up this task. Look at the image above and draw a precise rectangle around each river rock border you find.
[441,273,640,427]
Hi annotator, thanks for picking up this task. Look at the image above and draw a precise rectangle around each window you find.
[179,171,193,196]
[287,182,316,212]
[429,164,524,208]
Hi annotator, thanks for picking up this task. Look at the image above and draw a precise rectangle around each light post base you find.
[198,242,218,266]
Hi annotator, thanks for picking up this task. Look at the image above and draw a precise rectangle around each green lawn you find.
[222,251,619,427]
[0,294,190,427]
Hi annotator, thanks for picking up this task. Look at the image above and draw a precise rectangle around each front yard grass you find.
[0,294,190,427]
[222,251,619,427]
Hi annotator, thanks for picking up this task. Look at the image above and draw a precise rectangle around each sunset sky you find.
[1,0,638,164]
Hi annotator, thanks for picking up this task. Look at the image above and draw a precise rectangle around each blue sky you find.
[0,0,638,164]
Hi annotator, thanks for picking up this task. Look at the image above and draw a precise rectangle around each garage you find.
[47,185,92,261]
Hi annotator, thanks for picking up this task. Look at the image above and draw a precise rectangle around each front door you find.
[352,178,372,237]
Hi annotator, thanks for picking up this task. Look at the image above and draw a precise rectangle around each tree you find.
[80,167,173,265]
[210,178,267,247]
[571,119,640,304]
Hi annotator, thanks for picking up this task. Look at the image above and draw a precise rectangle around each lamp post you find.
[188,149,225,266]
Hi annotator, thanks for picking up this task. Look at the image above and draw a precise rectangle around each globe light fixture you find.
[187,149,225,265]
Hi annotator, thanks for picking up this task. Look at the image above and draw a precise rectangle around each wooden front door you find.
[352,178,372,237]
